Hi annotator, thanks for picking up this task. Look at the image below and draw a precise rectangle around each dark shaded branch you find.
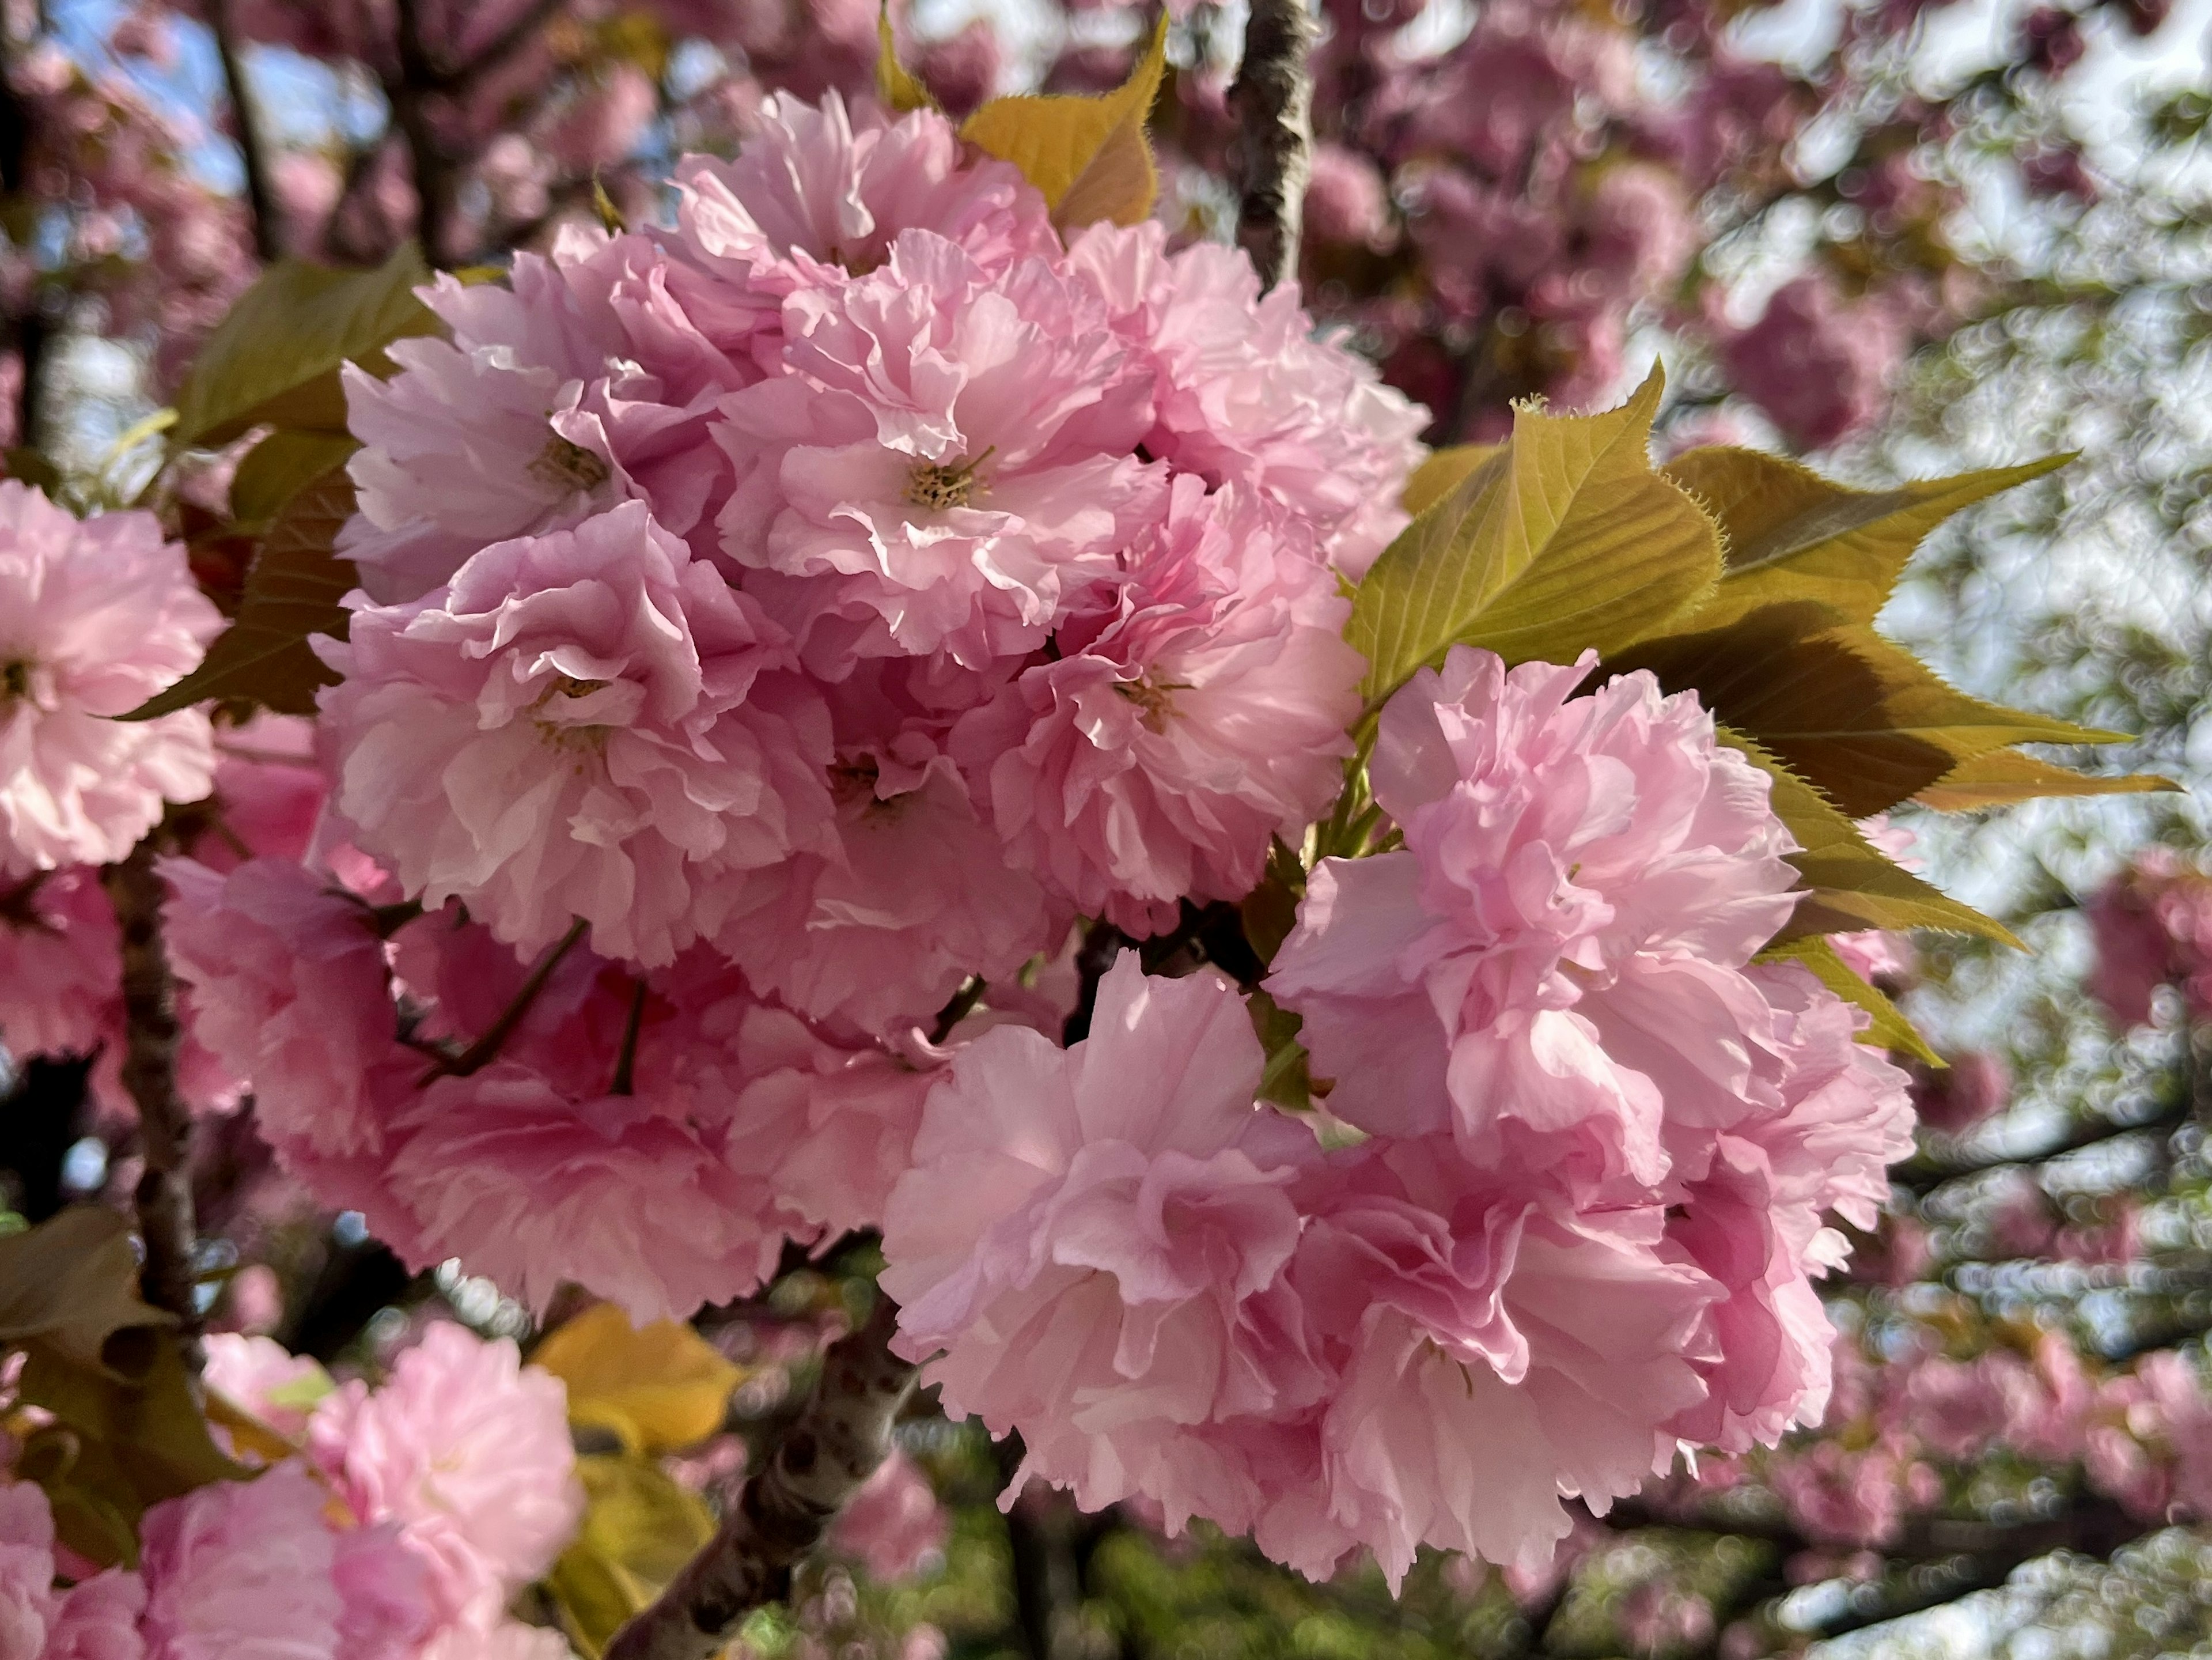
[601,1295,918,1660]
[208,0,282,262]
[1891,1096,2191,1194]
[1229,0,1316,293]
[100,842,202,1360]
[1063,919,1126,1045]
[388,0,460,266]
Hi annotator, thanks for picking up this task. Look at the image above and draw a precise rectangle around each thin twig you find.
[1229,0,1317,293]
[601,1295,918,1660]
[209,0,282,262]
[100,841,202,1362]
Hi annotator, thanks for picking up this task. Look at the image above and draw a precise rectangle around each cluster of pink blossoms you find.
[0,1321,577,1660]
[881,648,1915,1584]
[325,90,1417,1008]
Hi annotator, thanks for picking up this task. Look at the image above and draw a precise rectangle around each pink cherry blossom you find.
[0,865,116,1065]
[328,1524,435,1660]
[830,1450,948,1581]
[163,857,415,1158]
[669,93,1056,360]
[138,1462,344,1660]
[384,1061,806,1323]
[202,1334,333,1441]
[1719,273,1906,451]
[342,239,740,604]
[308,1321,582,1628]
[1268,647,1801,1189]
[715,744,1061,1035]
[318,502,834,967]
[0,1481,54,1660]
[0,483,218,875]
[41,1570,145,1660]
[714,228,1162,667]
[882,954,1319,1538]
[1266,1133,1716,1587]
[1065,220,1427,579]
[951,480,1362,935]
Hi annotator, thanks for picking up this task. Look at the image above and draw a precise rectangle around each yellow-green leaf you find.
[547,1455,715,1657]
[1347,364,1722,704]
[0,1207,173,1379]
[122,467,358,720]
[961,14,1167,230]
[1759,935,1941,1065]
[1401,444,1501,518]
[226,429,359,528]
[1914,749,2182,811]
[169,245,435,450]
[1664,447,2069,631]
[533,1303,740,1457]
[876,5,937,112]
[1717,728,2021,950]
[1618,606,2122,816]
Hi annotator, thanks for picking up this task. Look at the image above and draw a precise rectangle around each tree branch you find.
[387,0,460,267]
[1229,0,1316,293]
[100,841,202,1361]
[1889,1096,2191,1194]
[601,1295,918,1660]
[208,0,282,263]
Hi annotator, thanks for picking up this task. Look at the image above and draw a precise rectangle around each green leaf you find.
[1247,989,1311,1111]
[122,467,358,720]
[1346,365,1722,705]
[961,14,1167,230]
[1617,606,2122,816]
[875,3,937,111]
[1662,448,2070,631]
[169,246,435,450]
[1914,749,2181,811]
[225,429,358,528]
[0,1208,172,1379]
[1717,728,2021,950]
[547,1455,715,1657]
[1759,936,1941,1065]
[18,1338,251,1568]
[1238,841,1305,967]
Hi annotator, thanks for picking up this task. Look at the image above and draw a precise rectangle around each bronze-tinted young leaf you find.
[875,4,936,112]
[1400,443,1502,518]
[120,468,358,720]
[1620,606,2120,816]
[168,245,435,449]
[0,1207,172,1379]
[1717,728,2022,950]
[1238,840,1306,967]
[225,429,359,528]
[1663,447,2069,630]
[17,1337,251,1567]
[1914,748,2182,811]
[961,14,1167,229]
[1347,365,1722,704]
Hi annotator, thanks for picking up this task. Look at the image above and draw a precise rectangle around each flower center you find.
[904,448,994,513]
[1115,675,1184,734]
[529,435,612,493]
[532,675,613,754]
